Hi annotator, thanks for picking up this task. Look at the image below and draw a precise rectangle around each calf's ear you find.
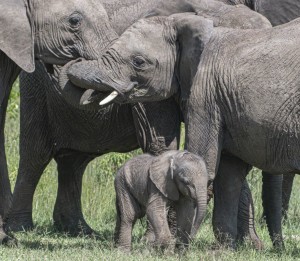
[149,155,179,201]
[0,0,35,72]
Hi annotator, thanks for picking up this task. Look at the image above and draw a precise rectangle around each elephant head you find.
[58,2,271,107]
[149,150,208,238]
[0,0,118,73]
[58,13,214,107]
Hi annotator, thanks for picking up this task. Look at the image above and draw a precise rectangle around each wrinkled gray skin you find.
[13,0,265,248]
[114,150,207,252]
[224,0,300,249]
[214,0,300,249]
[62,2,271,249]
[0,0,115,245]
[222,0,300,233]
[10,0,260,242]
[10,63,180,236]
[221,0,300,26]
[65,13,300,248]
[7,0,196,236]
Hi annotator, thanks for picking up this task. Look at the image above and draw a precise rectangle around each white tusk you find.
[99,91,118,106]
[82,99,91,105]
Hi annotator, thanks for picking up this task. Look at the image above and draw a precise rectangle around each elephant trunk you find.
[58,58,93,108]
[58,58,115,106]
[58,58,136,108]
[65,59,106,91]
[190,189,207,239]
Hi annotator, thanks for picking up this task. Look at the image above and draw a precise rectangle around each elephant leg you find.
[131,97,181,155]
[142,220,156,244]
[146,184,174,251]
[281,173,295,221]
[262,172,284,249]
[237,180,263,250]
[0,114,14,244]
[167,205,177,239]
[212,154,248,249]
[0,122,12,220]
[0,55,20,241]
[132,98,181,245]
[175,198,195,248]
[7,149,51,231]
[0,215,17,246]
[6,69,53,231]
[143,205,176,245]
[114,187,141,252]
[0,96,12,219]
[53,151,94,236]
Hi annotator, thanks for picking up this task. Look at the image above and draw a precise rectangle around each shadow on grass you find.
[16,225,115,251]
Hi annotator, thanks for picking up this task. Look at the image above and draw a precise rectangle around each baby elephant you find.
[114,150,208,252]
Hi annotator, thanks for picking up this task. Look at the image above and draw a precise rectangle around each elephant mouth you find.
[59,58,138,107]
[60,78,122,108]
[79,88,113,106]
[72,82,138,106]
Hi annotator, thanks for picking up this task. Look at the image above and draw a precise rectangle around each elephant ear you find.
[149,155,179,201]
[0,0,35,72]
[170,14,214,101]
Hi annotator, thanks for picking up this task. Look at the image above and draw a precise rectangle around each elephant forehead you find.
[127,18,169,40]
[178,155,207,173]
[115,19,171,55]
[34,0,106,17]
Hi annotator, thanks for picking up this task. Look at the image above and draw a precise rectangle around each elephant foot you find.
[175,242,189,254]
[238,234,264,251]
[53,214,97,237]
[141,230,156,244]
[272,235,285,251]
[5,213,34,232]
[214,231,237,250]
[154,236,176,254]
[250,237,264,251]
[0,231,18,247]
[116,245,131,253]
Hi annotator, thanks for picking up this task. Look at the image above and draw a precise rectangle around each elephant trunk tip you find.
[190,199,207,239]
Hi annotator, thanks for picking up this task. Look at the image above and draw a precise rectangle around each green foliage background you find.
[1,81,299,260]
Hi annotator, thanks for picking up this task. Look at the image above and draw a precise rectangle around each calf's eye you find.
[132,56,146,68]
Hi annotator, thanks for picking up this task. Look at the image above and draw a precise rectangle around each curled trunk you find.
[190,191,207,239]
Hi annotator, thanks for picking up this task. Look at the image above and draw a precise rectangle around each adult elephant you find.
[6,0,197,236]
[59,1,273,249]
[222,0,300,224]
[62,13,300,248]
[150,0,299,239]
[9,0,269,249]
[0,0,120,245]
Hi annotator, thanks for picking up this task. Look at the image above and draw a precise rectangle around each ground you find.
[1,81,299,260]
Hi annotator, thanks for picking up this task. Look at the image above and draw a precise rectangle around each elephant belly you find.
[224,116,300,174]
[222,51,300,174]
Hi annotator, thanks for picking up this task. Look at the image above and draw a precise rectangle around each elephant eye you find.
[132,56,147,69]
[69,13,82,28]
[178,172,190,185]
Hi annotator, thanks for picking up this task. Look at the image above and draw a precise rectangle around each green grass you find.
[2,80,300,260]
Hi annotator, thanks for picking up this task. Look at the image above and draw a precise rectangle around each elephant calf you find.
[114,150,208,252]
